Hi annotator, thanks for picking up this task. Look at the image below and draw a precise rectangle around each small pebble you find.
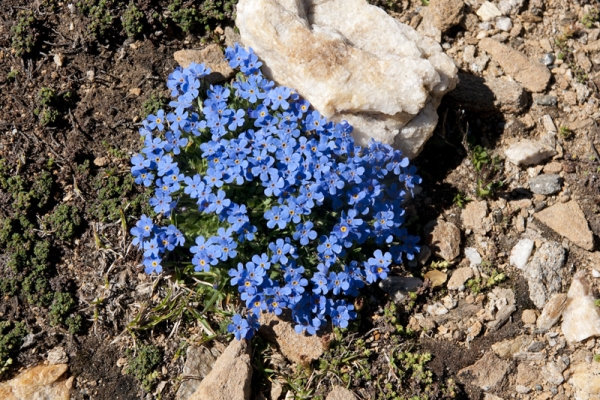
[541,53,555,66]
[495,16,513,31]
[535,95,558,106]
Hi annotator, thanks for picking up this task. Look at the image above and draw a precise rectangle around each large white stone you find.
[236,0,458,158]
[509,238,534,270]
[562,271,600,343]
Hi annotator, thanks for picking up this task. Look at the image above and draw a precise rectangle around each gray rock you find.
[495,16,513,31]
[528,174,562,195]
[535,95,558,106]
[448,73,527,114]
[176,346,219,400]
[523,241,566,309]
[379,276,423,302]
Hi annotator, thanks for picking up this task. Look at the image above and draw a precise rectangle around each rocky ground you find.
[2,0,600,399]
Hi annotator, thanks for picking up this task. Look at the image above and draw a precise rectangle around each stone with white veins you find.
[523,241,565,309]
[235,0,458,159]
[562,271,600,343]
[509,238,534,270]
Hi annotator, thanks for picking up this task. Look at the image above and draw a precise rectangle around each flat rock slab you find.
[536,293,567,332]
[569,361,600,399]
[458,351,510,390]
[504,133,557,166]
[534,201,594,251]
[174,45,235,83]
[0,364,73,400]
[189,339,252,400]
[479,38,551,92]
[259,313,329,367]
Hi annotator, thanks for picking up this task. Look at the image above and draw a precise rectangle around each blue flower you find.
[264,206,287,230]
[293,221,317,246]
[228,313,253,340]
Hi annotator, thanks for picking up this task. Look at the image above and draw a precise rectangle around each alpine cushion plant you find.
[129,43,422,340]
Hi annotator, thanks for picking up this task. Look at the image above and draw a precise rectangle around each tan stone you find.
[174,44,235,84]
[423,220,461,261]
[534,201,594,251]
[569,361,600,399]
[326,385,357,400]
[0,364,73,400]
[521,309,537,325]
[536,293,567,332]
[458,352,510,390]
[462,200,492,234]
[447,267,474,291]
[424,270,447,287]
[259,313,329,367]
[543,162,563,174]
[479,38,551,92]
[189,339,252,400]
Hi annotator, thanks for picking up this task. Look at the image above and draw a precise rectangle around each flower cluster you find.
[130,43,422,340]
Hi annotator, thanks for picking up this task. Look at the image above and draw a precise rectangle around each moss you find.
[125,344,163,392]
[11,10,37,57]
[141,93,168,117]
[45,204,82,241]
[76,0,115,38]
[49,292,76,327]
[38,87,57,107]
[0,321,27,376]
[168,0,237,33]
[122,2,144,37]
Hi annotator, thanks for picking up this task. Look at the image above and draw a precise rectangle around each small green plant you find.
[141,93,169,117]
[469,145,503,198]
[594,354,600,362]
[367,0,403,10]
[76,0,115,38]
[594,299,600,307]
[49,292,77,327]
[582,9,599,28]
[45,204,82,241]
[6,70,19,82]
[0,321,27,376]
[39,109,59,126]
[559,126,573,139]
[452,191,471,208]
[168,0,237,33]
[122,2,144,37]
[389,349,434,397]
[38,87,57,107]
[125,344,163,392]
[11,10,37,57]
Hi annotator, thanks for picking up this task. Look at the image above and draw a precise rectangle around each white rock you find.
[495,17,513,32]
[236,0,458,158]
[426,302,449,316]
[476,1,503,22]
[465,247,482,266]
[541,114,557,133]
[497,0,524,15]
[509,239,534,270]
[593,269,600,278]
[504,133,557,166]
[561,271,600,343]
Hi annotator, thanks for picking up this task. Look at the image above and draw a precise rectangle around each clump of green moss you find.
[141,93,169,117]
[45,204,82,241]
[125,344,163,391]
[76,0,115,38]
[0,321,27,376]
[11,10,37,57]
[122,2,145,37]
[168,0,237,32]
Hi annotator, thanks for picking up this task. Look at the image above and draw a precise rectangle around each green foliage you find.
[49,292,76,326]
[141,93,169,117]
[6,70,19,82]
[0,321,27,376]
[45,204,82,241]
[467,264,506,295]
[469,145,503,198]
[89,168,152,222]
[76,0,115,38]
[168,0,237,33]
[122,2,144,37]
[11,10,37,57]
[559,126,573,139]
[582,9,599,28]
[125,344,163,392]
[38,87,57,107]
[452,191,471,208]
[388,350,433,398]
